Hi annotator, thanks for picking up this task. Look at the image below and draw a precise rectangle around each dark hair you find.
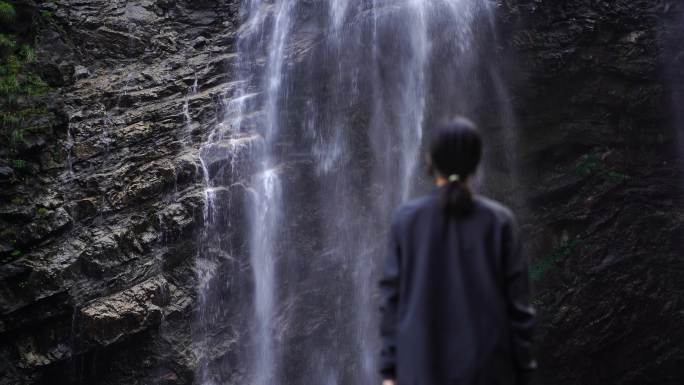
[428,117,483,216]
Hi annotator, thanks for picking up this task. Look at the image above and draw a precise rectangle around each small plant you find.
[531,238,581,282]
[39,10,53,20]
[574,150,630,183]
[0,33,15,50]
[36,207,49,216]
[10,128,23,143]
[24,73,48,95]
[0,71,19,94]
[606,170,629,183]
[2,111,19,127]
[10,159,25,169]
[531,297,544,307]
[0,228,17,242]
[575,153,601,176]
[19,45,35,63]
[10,249,21,257]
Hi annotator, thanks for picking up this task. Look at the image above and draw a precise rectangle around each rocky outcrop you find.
[80,277,168,347]
[500,1,684,384]
[0,1,238,384]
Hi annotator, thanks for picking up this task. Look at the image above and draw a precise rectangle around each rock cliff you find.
[1,1,237,384]
[502,1,684,384]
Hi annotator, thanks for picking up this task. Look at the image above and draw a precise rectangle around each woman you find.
[379,117,537,385]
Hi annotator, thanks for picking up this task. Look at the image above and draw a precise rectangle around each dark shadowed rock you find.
[500,1,684,384]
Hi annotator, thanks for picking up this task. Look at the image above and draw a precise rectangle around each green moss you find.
[531,239,581,282]
[10,196,23,205]
[36,207,48,216]
[10,249,21,257]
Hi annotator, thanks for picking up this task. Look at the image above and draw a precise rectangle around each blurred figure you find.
[379,117,537,385]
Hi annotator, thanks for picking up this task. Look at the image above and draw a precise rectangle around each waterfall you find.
[247,168,282,385]
[195,1,514,384]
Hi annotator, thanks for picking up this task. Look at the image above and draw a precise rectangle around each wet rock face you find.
[0,1,238,384]
[80,277,169,347]
[501,1,684,384]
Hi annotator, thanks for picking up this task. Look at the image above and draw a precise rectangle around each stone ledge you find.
[81,276,169,347]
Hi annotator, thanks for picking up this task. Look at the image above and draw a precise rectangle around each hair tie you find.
[448,174,460,183]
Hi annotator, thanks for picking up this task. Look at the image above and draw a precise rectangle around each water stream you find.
[195,1,514,384]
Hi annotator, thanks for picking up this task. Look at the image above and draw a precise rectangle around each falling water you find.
[398,0,428,201]
[247,169,282,385]
[196,1,291,384]
[330,0,349,31]
[195,1,514,384]
[64,119,75,178]
[182,73,199,146]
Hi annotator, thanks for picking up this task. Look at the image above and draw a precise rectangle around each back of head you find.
[428,117,483,217]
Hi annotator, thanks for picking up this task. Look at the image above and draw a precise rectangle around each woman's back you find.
[379,117,536,385]
[381,191,533,385]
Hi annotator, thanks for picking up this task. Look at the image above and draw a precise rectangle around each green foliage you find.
[574,150,630,183]
[39,10,53,20]
[531,238,581,282]
[0,33,15,50]
[20,45,35,63]
[24,73,48,95]
[10,196,23,205]
[605,170,629,183]
[36,207,48,216]
[11,127,22,142]
[10,249,21,257]
[0,1,16,23]
[1,111,18,126]
[10,158,25,169]
[0,2,52,173]
[530,297,544,308]
[0,229,17,253]
[575,153,601,176]
[0,71,19,94]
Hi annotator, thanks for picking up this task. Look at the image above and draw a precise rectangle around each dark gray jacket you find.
[379,190,537,385]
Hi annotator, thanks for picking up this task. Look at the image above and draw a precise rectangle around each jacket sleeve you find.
[379,216,401,380]
[502,214,538,372]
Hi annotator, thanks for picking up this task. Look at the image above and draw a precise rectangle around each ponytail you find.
[428,117,482,218]
[440,174,474,216]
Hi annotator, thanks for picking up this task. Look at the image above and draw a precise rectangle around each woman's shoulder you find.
[391,194,438,223]
[391,193,517,227]
[472,195,516,224]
